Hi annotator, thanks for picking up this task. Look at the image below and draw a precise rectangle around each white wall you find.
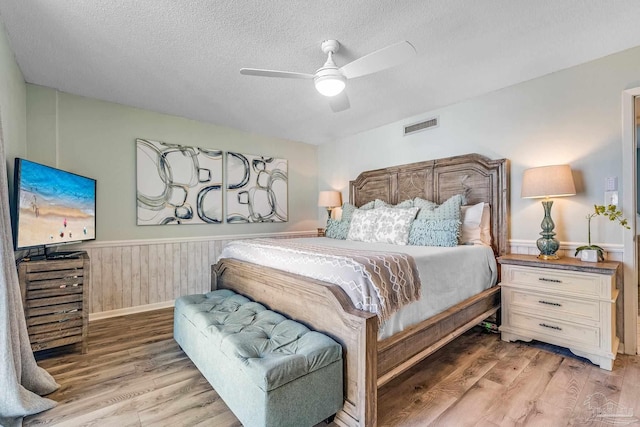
[25,85,319,242]
[319,46,640,249]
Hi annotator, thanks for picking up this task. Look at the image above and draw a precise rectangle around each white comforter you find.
[219,237,497,339]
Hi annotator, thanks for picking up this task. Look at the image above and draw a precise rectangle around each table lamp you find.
[318,191,342,221]
[521,164,576,259]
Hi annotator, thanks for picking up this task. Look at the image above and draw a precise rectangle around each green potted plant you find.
[575,204,629,262]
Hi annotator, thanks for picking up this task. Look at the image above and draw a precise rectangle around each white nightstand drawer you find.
[509,311,599,348]
[504,265,602,297]
[499,255,619,371]
[507,289,600,323]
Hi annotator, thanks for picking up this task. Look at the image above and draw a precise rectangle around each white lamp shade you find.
[318,190,342,208]
[521,164,576,198]
[315,75,346,97]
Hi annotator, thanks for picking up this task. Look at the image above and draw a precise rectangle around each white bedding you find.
[219,237,497,340]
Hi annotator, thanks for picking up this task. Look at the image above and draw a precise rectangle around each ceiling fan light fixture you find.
[240,39,416,110]
[314,74,346,97]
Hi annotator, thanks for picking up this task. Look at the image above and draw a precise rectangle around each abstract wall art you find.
[226,152,288,223]
[136,138,223,225]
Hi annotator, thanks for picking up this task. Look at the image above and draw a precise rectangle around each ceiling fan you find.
[240,40,416,112]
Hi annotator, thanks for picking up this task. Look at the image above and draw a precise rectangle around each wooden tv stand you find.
[17,252,90,353]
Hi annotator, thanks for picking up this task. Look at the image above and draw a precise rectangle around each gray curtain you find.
[0,120,58,426]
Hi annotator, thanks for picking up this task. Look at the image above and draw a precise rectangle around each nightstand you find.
[498,254,620,370]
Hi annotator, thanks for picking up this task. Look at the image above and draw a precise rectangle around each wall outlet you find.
[605,190,618,206]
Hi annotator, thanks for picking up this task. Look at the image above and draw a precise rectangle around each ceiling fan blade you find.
[340,41,416,79]
[240,68,314,79]
[329,91,350,112]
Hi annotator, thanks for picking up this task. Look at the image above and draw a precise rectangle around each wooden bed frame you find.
[212,153,509,427]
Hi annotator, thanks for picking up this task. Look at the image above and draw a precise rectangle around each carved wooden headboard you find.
[349,153,509,256]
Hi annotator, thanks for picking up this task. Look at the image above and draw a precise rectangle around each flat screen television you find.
[12,158,96,256]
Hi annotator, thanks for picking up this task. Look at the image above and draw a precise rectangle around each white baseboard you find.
[89,300,175,321]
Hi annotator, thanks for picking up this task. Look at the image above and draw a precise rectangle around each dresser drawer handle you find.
[538,300,562,307]
[539,323,562,331]
[538,277,562,283]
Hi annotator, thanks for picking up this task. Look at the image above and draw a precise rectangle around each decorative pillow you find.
[414,194,463,220]
[374,199,390,209]
[408,219,461,247]
[460,202,483,244]
[327,201,375,239]
[325,218,350,240]
[374,198,414,209]
[413,197,437,213]
[347,209,379,242]
[340,203,357,222]
[340,201,374,222]
[408,194,464,247]
[480,204,492,246]
[361,200,375,210]
[370,206,419,245]
[460,202,492,246]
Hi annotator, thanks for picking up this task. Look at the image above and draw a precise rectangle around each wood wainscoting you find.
[76,235,622,320]
[79,231,315,317]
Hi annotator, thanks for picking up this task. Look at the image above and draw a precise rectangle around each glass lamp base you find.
[536,200,560,260]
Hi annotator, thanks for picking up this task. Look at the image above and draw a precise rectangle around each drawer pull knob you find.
[539,323,562,331]
[538,277,562,283]
[538,300,562,307]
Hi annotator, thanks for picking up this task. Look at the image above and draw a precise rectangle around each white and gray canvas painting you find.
[226,152,288,223]
[136,138,223,225]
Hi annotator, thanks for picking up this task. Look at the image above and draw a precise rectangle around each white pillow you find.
[347,209,379,242]
[479,204,492,246]
[461,202,492,246]
[370,206,419,245]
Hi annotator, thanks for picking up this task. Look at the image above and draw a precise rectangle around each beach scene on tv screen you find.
[17,160,95,249]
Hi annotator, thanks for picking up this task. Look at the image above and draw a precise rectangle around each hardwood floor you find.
[26,309,640,427]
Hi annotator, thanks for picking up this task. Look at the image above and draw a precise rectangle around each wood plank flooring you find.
[25,309,640,426]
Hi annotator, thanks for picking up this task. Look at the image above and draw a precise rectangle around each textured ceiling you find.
[2,1,640,145]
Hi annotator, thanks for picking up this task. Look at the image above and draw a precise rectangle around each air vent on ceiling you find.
[403,116,439,136]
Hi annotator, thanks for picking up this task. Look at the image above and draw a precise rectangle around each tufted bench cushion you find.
[174,289,343,427]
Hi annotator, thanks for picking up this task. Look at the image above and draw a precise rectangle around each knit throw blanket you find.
[219,238,422,323]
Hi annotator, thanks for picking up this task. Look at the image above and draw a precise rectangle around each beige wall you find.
[0,18,26,195]
[318,46,640,250]
[25,86,319,242]
[23,86,319,315]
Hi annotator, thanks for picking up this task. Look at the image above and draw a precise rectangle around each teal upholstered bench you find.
[173,289,343,427]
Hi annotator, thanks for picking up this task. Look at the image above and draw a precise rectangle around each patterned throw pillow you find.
[413,197,438,215]
[325,201,375,240]
[346,209,379,242]
[340,201,374,222]
[325,218,350,240]
[414,194,463,220]
[409,194,464,246]
[340,203,357,222]
[374,198,414,209]
[408,219,461,247]
[374,199,391,209]
[370,207,419,245]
